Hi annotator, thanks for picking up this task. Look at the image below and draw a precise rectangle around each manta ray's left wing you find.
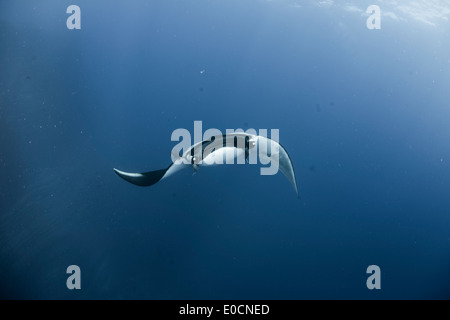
[113,159,188,187]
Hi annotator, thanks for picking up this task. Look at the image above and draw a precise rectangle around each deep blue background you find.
[1,0,450,299]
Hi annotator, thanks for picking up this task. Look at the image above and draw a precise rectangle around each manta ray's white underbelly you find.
[201,147,244,166]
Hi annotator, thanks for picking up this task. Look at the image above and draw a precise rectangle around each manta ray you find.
[114,132,299,197]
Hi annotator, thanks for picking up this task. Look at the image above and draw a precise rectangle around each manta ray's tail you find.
[113,166,170,187]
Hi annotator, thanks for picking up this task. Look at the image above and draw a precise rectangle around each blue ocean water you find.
[1,0,450,299]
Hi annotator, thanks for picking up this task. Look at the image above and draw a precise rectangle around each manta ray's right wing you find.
[277,142,299,197]
[256,135,299,197]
